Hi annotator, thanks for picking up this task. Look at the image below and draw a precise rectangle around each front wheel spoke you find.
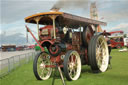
[45,67,49,71]
[43,68,48,77]
[73,69,76,76]
[75,63,78,69]
[69,69,73,76]
[40,63,48,77]
[40,69,45,77]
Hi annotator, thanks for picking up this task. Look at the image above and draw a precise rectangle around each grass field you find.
[0,49,128,85]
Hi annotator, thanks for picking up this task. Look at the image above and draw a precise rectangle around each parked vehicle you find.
[28,45,35,49]
[109,31,124,48]
[16,46,24,51]
[2,44,16,51]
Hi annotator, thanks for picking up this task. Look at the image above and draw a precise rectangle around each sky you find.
[0,0,128,44]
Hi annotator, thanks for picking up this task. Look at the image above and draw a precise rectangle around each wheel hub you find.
[40,63,45,69]
[69,62,75,69]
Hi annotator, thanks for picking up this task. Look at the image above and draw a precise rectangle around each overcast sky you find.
[1,0,128,37]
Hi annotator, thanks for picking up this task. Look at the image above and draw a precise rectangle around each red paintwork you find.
[45,65,63,68]
[49,45,59,54]
[50,55,62,63]
[66,44,72,50]
[39,25,58,40]
[110,40,124,48]
[28,45,35,49]
[26,24,94,66]
[109,31,124,48]
[109,31,123,34]
[41,39,55,45]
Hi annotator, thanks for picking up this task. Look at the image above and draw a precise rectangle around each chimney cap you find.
[50,7,60,12]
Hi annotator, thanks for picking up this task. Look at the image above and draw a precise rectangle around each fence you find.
[0,51,39,78]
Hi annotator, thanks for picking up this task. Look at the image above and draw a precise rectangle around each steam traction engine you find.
[25,11,109,81]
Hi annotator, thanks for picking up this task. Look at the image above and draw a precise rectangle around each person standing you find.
[106,37,111,54]
[106,36,112,68]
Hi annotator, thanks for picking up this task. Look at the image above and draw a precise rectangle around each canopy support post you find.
[50,15,57,39]
[34,17,42,40]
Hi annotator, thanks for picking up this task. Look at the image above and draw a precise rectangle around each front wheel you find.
[63,50,81,81]
[33,52,52,80]
[88,35,109,73]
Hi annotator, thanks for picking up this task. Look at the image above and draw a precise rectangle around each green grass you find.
[0,49,128,85]
[0,57,31,77]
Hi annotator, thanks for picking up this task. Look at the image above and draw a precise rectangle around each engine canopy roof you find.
[25,11,107,28]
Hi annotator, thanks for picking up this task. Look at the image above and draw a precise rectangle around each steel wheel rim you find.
[96,36,109,72]
[37,53,52,80]
[67,51,81,80]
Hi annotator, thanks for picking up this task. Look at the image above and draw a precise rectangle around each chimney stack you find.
[50,7,60,12]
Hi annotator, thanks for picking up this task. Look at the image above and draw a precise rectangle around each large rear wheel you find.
[63,50,81,81]
[33,52,52,80]
[88,35,109,73]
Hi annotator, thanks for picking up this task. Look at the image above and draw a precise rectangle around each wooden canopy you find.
[25,11,107,28]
